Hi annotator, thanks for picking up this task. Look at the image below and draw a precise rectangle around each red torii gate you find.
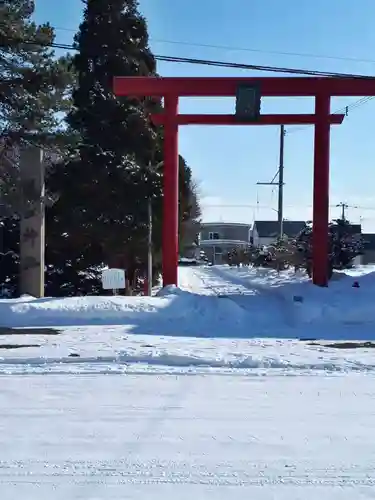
[113,76,375,288]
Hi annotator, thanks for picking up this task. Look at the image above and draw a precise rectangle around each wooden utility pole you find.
[145,159,164,296]
[256,125,285,238]
[147,196,152,296]
[19,146,45,297]
[277,125,285,237]
[336,202,349,220]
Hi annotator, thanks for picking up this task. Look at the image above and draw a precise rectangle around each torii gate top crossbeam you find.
[114,76,375,97]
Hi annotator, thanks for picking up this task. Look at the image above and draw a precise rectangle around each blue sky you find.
[34,0,375,230]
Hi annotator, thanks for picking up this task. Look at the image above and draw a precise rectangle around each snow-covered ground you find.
[2,266,375,498]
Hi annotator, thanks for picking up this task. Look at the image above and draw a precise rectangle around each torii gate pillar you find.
[312,93,331,287]
[163,94,179,287]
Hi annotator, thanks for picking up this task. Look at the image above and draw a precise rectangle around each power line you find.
[3,29,375,137]
[155,54,368,78]
[286,96,375,135]
[335,96,375,114]
[3,34,375,79]
[202,203,375,211]
[52,25,375,66]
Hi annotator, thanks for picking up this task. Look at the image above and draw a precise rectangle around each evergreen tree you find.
[0,217,19,297]
[46,0,200,295]
[0,0,73,211]
[0,0,73,147]
[293,218,364,279]
[0,0,73,295]
[179,156,201,254]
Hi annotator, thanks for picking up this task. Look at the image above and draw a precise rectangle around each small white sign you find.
[101,268,126,290]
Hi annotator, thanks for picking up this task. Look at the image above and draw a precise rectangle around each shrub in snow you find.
[293,219,364,280]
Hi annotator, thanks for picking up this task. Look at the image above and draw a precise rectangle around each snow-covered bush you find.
[293,219,363,279]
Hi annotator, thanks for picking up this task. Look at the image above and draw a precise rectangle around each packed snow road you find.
[178,264,306,296]
[179,265,297,326]
[1,371,375,499]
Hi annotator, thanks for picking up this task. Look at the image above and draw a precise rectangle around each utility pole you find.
[145,160,163,295]
[256,124,285,238]
[336,202,349,220]
[277,124,285,237]
[146,161,153,297]
[147,196,152,296]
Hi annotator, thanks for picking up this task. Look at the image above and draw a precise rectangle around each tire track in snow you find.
[191,266,297,329]
[185,266,248,297]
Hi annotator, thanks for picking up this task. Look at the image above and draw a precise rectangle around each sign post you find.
[101,268,126,295]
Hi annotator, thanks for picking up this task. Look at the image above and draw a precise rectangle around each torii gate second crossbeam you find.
[113,76,375,288]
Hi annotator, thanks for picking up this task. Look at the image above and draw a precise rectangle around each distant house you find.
[331,223,362,236]
[361,233,375,265]
[199,222,251,264]
[252,220,306,247]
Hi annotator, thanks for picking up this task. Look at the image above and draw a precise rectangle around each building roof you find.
[253,220,306,238]
[362,233,375,250]
[201,222,251,228]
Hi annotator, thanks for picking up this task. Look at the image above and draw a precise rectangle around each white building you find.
[199,222,252,264]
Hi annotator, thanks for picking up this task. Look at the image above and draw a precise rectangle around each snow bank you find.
[0,350,371,375]
[215,265,375,329]
[0,286,249,338]
[1,265,375,340]
[0,293,189,327]
[276,268,375,327]
[0,332,374,375]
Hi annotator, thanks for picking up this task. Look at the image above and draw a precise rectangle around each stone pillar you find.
[19,146,45,297]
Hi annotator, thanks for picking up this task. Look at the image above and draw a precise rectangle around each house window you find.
[209,232,220,240]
